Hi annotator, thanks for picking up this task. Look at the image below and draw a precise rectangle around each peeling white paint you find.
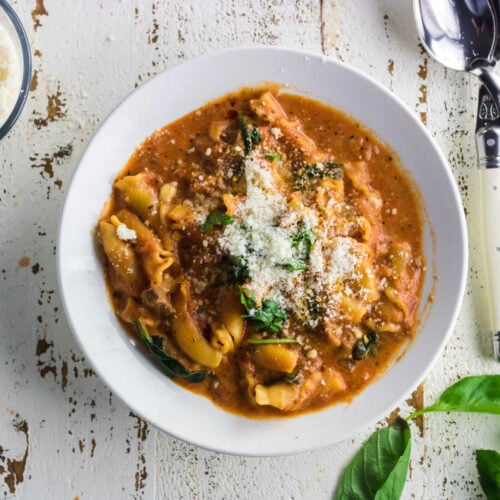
[0,1,497,498]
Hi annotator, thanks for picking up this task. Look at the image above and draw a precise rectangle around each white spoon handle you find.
[480,167,500,361]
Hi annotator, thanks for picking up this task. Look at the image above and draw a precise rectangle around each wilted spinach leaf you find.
[295,162,343,190]
[238,114,261,155]
[134,318,208,383]
[352,331,379,361]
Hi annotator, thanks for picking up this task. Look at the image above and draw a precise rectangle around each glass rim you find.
[0,0,32,140]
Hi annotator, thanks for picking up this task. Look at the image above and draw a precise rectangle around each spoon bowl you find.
[414,0,497,72]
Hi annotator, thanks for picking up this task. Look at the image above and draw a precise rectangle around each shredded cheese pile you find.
[219,156,366,327]
[0,23,21,126]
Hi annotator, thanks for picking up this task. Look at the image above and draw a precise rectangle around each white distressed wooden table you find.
[0,1,498,498]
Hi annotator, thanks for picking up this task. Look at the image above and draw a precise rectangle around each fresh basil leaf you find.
[201,210,234,233]
[335,417,411,500]
[408,375,500,419]
[476,449,500,500]
[134,318,208,383]
[264,152,281,161]
[247,338,297,344]
[238,114,261,155]
[283,258,308,271]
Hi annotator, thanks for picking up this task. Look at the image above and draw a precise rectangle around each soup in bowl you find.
[58,47,467,455]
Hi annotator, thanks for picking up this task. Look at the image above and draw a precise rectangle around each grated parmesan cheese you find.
[270,127,283,139]
[116,224,137,241]
[306,349,318,359]
[219,157,302,304]
[0,23,21,126]
[219,154,365,325]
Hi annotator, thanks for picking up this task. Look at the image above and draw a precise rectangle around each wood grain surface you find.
[0,1,498,498]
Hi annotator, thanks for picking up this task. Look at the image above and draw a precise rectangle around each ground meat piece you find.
[323,320,342,347]
[141,287,175,317]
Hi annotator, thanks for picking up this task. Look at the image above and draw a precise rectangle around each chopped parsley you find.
[264,152,281,161]
[239,287,288,333]
[291,229,316,258]
[282,258,308,271]
[201,210,234,233]
[279,229,317,271]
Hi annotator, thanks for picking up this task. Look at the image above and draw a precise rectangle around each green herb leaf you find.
[239,288,288,333]
[352,331,379,361]
[239,286,257,311]
[476,449,500,500]
[281,370,301,385]
[247,299,287,333]
[335,375,500,499]
[201,210,234,233]
[250,126,261,147]
[227,255,250,282]
[134,318,209,383]
[238,114,261,155]
[291,229,316,258]
[305,161,343,179]
[295,162,343,190]
[408,375,500,419]
[264,152,281,161]
[335,417,411,500]
[247,338,297,344]
[282,258,308,271]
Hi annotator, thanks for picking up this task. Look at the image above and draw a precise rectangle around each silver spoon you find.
[414,0,500,361]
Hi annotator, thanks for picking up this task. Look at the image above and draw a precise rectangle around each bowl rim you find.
[0,0,32,140]
[57,45,468,456]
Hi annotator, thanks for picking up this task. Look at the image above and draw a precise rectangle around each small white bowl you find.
[57,47,467,456]
[0,0,31,139]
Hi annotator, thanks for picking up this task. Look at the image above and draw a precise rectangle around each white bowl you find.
[57,46,467,456]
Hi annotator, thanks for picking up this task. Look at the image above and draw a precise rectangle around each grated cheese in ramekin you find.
[0,22,21,127]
